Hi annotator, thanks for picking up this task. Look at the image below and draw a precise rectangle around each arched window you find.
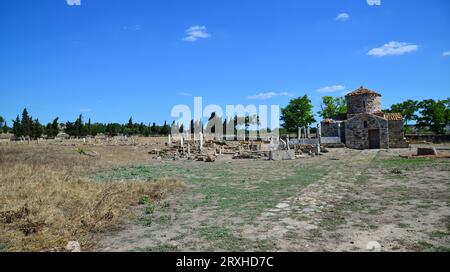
[364,121,368,128]
[363,101,366,111]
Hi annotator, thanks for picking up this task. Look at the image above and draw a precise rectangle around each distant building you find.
[321,86,409,149]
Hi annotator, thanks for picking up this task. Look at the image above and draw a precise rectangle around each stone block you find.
[417,147,437,156]
[269,150,296,161]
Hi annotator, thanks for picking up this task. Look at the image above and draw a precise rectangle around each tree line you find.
[383,99,450,134]
[3,109,262,139]
[280,95,449,135]
[1,97,449,139]
[3,109,173,139]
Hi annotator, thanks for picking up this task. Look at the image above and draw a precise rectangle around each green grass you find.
[92,161,327,250]
[93,165,167,181]
[398,223,411,229]
[197,226,276,251]
[153,215,172,225]
[417,241,435,251]
[0,243,8,252]
[374,157,434,167]
[430,231,449,239]
[96,162,326,223]
[319,212,347,231]
[356,174,370,184]
[198,226,247,251]
[435,247,450,252]
[188,166,325,221]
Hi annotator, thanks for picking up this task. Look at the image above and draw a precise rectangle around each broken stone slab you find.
[79,150,98,157]
[206,154,216,162]
[269,150,296,161]
[233,153,261,159]
[417,147,437,156]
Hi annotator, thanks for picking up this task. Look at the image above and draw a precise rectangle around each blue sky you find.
[1,0,449,125]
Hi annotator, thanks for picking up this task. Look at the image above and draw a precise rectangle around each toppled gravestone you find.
[417,147,437,156]
[269,150,296,161]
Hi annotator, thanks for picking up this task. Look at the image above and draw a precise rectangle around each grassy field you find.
[0,143,185,252]
[96,146,450,252]
[1,141,449,252]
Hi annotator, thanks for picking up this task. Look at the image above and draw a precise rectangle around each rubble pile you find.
[147,137,327,162]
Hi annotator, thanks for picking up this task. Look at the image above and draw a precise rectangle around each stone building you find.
[321,86,409,149]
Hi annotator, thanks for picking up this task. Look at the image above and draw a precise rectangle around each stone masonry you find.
[321,86,409,149]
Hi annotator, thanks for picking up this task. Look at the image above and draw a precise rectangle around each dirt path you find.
[96,148,450,252]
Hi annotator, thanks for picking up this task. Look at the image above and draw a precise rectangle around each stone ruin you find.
[149,129,325,162]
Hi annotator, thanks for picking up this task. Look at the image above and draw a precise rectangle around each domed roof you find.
[345,86,382,97]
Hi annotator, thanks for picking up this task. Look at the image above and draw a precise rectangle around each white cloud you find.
[123,25,142,31]
[367,0,381,6]
[177,92,192,97]
[247,92,293,100]
[336,13,350,22]
[442,51,450,57]
[183,25,210,42]
[66,0,81,6]
[316,85,346,93]
[368,41,418,57]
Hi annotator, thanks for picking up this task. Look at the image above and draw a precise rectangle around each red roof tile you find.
[345,86,382,97]
[384,113,403,121]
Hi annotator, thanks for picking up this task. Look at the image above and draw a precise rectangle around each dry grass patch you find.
[0,144,185,252]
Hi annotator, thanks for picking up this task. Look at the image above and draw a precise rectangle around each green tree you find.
[0,116,4,130]
[143,123,150,137]
[160,121,170,135]
[445,98,450,131]
[281,95,316,133]
[417,99,449,134]
[66,115,87,137]
[65,122,75,137]
[75,114,87,137]
[31,119,43,139]
[386,100,419,126]
[318,96,347,119]
[90,123,106,136]
[45,118,59,138]
[21,108,32,138]
[127,117,133,129]
[12,115,22,137]
[86,118,92,136]
[151,122,158,135]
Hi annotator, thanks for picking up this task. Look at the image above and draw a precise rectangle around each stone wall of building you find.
[347,94,381,116]
[321,122,339,137]
[321,121,346,143]
[345,114,389,149]
[388,120,409,148]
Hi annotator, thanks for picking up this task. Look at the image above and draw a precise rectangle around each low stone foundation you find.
[269,150,296,161]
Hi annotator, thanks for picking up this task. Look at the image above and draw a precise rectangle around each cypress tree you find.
[151,122,157,135]
[87,118,92,136]
[21,108,32,138]
[12,115,22,137]
[31,119,43,139]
